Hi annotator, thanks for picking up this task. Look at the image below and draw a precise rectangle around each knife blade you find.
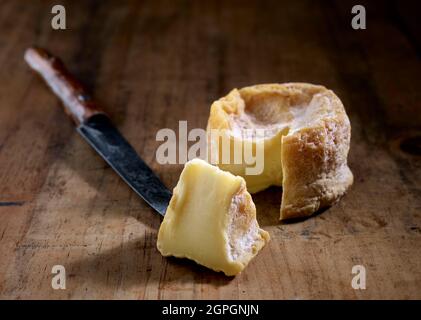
[24,47,171,216]
[78,115,171,215]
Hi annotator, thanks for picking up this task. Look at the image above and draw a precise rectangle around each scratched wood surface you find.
[0,0,420,299]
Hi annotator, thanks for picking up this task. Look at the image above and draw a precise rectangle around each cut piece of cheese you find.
[207,83,353,220]
[157,158,270,276]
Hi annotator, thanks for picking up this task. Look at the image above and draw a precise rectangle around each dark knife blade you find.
[24,47,171,216]
[78,114,171,216]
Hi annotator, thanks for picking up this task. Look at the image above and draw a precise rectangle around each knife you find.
[24,47,171,216]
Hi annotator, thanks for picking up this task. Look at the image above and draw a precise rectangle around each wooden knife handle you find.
[24,47,104,126]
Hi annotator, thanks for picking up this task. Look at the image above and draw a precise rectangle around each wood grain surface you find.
[0,0,420,299]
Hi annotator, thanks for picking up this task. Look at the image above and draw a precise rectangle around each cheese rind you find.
[157,158,269,276]
[207,83,353,220]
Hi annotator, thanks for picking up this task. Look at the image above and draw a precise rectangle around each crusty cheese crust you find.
[207,83,353,220]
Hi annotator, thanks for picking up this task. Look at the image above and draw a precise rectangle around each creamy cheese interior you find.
[157,159,270,276]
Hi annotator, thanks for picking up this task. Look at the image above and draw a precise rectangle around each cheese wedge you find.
[207,83,353,220]
[157,158,270,276]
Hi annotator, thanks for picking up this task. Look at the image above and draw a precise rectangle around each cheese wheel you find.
[207,83,353,220]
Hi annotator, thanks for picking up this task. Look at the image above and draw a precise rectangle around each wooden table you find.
[0,0,420,299]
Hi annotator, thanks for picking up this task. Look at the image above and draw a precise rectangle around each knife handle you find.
[24,47,104,126]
